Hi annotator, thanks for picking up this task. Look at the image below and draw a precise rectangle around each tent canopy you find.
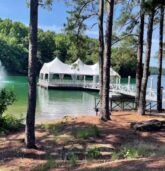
[40,57,120,77]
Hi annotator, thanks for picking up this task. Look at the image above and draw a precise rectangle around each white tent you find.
[39,57,120,89]
[40,57,120,77]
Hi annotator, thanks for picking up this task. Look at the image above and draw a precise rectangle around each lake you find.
[1,75,164,120]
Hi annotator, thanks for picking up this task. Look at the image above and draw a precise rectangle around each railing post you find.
[161,86,163,108]
[163,88,165,102]
[119,77,121,86]
[150,77,153,90]
[83,75,86,88]
[115,77,118,87]
[128,76,131,90]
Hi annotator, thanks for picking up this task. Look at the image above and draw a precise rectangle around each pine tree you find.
[25,0,38,148]
[100,0,114,121]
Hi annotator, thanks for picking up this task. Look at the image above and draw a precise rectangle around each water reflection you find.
[3,75,165,119]
[37,87,98,119]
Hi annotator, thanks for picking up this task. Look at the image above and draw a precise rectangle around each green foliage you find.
[32,158,57,171]
[111,141,165,161]
[67,152,78,166]
[0,18,98,75]
[150,67,165,75]
[64,0,98,62]
[73,125,100,139]
[68,154,78,166]
[112,36,137,77]
[0,17,137,77]
[121,146,139,159]
[37,30,56,71]
[87,147,101,159]
[0,89,22,134]
[111,146,140,160]
[0,89,15,118]
[115,0,138,31]
[0,114,23,134]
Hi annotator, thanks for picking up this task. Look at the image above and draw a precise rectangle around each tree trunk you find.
[157,6,164,112]
[138,7,155,115]
[135,0,144,107]
[25,0,38,148]
[98,0,104,114]
[101,0,114,121]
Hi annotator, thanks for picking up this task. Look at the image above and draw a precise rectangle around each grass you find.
[111,141,165,160]
[67,152,78,166]
[54,133,75,144]
[73,125,100,139]
[40,123,100,142]
[89,169,121,171]
[87,147,101,160]
[32,158,58,171]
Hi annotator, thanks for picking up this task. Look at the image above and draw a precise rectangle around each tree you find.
[111,36,137,77]
[0,17,99,74]
[135,0,145,107]
[98,0,104,115]
[157,4,164,112]
[37,30,56,73]
[138,0,155,115]
[64,0,98,61]
[100,0,114,121]
[25,0,38,148]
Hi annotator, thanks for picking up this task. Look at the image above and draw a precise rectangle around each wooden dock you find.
[38,79,165,103]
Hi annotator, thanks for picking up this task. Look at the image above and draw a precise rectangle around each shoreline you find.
[35,111,165,125]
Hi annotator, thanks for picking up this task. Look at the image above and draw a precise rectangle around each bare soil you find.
[0,112,165,171]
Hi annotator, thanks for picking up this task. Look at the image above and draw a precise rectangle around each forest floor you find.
[0,112,165,171]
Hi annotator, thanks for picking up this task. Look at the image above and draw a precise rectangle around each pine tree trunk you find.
[101,0,114,121]
[135,0,144,107]
[25,0,38,148]
[98,0,104,113]
[157,6,164,112]
[138,7,155,115]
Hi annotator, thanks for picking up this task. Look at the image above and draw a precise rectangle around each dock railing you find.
[39,79,165,103]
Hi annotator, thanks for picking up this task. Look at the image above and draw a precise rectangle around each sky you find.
[0,0,163,67]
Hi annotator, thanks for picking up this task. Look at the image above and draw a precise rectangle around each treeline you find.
[0,18,137,76]
[150,67,165,75]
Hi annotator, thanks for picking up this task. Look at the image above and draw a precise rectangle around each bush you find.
[0,89,15,118]
[0,89,23,134]
[0,114,23,133]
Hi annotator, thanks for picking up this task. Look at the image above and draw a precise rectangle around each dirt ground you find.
[0,112,165,171]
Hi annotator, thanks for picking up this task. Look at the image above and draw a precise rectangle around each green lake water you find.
[1,76,136,120]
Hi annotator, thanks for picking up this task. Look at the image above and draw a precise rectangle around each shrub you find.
[0,89,15,118]
[1,114,23,133]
